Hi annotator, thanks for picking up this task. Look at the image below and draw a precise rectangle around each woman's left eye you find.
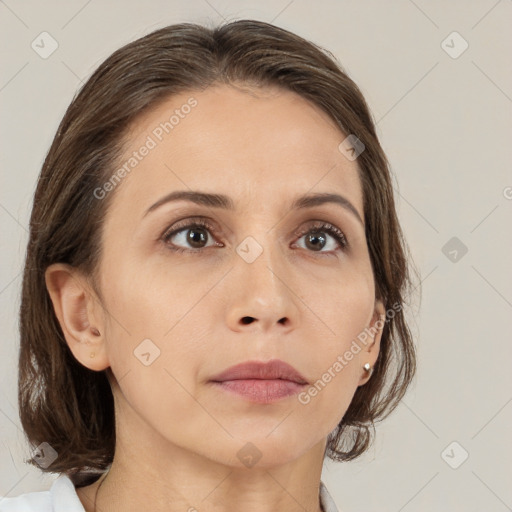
[161,218,348,255]
[293,221,348,254]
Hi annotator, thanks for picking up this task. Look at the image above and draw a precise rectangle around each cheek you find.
[303,263,375,356]
[98,255,211,395]
[293,266,373,423]
[100,250,196,339]
[297,346,362,431]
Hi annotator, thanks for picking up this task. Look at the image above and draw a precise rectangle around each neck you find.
[79,380,328,512]
[93,450,325,512]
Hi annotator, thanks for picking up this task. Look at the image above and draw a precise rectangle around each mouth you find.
[209,359,308,404]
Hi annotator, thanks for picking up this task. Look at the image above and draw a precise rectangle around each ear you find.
[45,263,109,372]
[358,298,386,386]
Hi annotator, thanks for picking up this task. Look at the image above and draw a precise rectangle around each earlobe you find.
[44,263,109,372]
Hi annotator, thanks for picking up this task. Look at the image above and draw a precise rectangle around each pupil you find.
[188,228,207,247]
[307,232,326,251]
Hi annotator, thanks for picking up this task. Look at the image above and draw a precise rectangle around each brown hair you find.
[18,19,418,487]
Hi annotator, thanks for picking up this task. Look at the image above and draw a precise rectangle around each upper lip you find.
[210,359,308,385]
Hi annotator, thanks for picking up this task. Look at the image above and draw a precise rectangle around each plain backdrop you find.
[1,1,511,511]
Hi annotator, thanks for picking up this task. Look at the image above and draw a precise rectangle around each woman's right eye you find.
[161,220,221,254]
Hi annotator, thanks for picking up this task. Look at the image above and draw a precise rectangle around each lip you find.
[209,359,308,404]
[209,359,308,385]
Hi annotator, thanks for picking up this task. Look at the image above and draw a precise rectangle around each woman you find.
[1,19,417,512]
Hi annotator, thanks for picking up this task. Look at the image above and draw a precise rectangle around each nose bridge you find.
[227,226,300,330]
[238,228,287,300]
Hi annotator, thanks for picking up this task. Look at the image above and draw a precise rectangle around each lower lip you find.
[211,379,306,404]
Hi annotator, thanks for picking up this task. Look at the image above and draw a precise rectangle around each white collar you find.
[36,474,339,512]
[320,480,340,512]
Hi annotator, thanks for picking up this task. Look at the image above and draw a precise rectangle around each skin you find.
[45,83,385,512]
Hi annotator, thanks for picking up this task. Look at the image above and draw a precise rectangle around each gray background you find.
[1,1,511,510]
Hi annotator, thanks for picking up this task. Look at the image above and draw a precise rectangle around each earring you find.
[363,362,371,372]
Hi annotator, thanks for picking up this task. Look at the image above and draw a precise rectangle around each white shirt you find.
[0,475,339,512]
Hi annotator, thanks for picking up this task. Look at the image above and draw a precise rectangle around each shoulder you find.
[0,474,85,512]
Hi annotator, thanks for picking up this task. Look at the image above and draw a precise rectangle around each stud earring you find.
[363,362,371,372]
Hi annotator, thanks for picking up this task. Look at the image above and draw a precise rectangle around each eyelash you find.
[161,217,348,256]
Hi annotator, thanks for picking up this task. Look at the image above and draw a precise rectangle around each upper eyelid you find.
[156,202,361,240]
[162,217,220,238]
[163,216,343,234]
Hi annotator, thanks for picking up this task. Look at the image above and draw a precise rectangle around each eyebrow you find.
[143,190,364,225]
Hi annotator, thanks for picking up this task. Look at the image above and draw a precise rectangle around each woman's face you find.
[87,84,384,467]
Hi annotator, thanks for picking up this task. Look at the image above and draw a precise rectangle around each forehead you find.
[106,83,364,222]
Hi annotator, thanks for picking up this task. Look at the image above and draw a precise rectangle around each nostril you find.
[241,317,255,325]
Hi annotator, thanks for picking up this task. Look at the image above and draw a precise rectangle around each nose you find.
[225,236,301,334]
